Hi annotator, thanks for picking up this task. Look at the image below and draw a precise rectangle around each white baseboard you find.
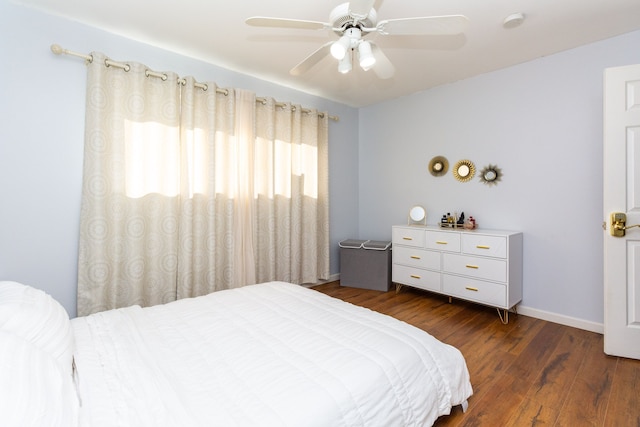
[304,273,340,288]
[326,273,341,283]
[516,305,604,334]
[309,274,604,335]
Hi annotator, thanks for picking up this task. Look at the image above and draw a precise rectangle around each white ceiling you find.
[18,0,640,107]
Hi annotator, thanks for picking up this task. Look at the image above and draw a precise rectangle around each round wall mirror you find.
[453,159,476,182]
[480,164,502,186]
[408,205,427,226]
[428,156,449,177]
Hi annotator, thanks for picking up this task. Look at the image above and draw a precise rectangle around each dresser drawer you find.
[443,253,507,282]
[425,230,461,252]
[443,274,507,307]
[462,234,507,258]
[392,227,425,248]
[392,264,441,292]
[393,246,440,270]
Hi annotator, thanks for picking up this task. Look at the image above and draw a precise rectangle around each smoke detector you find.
[503,13,525,29]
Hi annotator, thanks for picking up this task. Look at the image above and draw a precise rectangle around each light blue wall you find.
[0,0,359,317]
[4,0,640,327]
[358,30,640,325]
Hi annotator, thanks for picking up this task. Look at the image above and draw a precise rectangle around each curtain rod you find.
[50,44,339,122]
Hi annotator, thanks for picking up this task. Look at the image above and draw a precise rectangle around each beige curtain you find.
[77,54,329,316]
[254,99,330,284]
[77,53,181,315]
[176,82,257,298]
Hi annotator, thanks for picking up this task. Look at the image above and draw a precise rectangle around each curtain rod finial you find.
[50,44,93,62]
[51,44,64,55]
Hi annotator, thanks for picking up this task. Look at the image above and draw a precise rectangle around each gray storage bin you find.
[339,239,392,291]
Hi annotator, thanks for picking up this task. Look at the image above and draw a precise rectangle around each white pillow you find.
[0,329,79,427]
[0,281,74,376]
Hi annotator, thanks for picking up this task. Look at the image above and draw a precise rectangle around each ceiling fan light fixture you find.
[338,53,352,74]
[246,3,469,81]
[358,41,376,69]
[330,35,351,60]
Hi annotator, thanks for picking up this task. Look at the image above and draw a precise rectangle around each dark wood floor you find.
[312,281,640,427]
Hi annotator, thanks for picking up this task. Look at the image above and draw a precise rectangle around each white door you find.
[603,64,640,359]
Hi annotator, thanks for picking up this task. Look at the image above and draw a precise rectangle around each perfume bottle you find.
[463,218,474,229]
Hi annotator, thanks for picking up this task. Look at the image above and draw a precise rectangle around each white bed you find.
[0,280,472,427]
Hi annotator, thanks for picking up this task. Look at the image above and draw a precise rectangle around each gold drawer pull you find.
[410,274,421,279]
[410,255,421,259]
[466,264,479,269]
[436,241,448,245]
[403,237,413,240]
[465,286,479,292]
[476,245,490,249]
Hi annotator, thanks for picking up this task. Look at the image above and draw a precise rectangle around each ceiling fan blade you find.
[246,17,328,31]
[348,0,376,20]
[370,43,395,79]
[290,42,333,76]
[377,15,469,36]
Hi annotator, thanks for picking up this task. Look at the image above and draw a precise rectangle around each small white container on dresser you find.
[391,225,523,323]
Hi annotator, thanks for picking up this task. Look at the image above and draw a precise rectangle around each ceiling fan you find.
[246,0,469,79]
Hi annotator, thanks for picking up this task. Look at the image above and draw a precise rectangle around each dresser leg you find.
[497,307,517,324]
[395,283,403,294]
[448,296,452,304]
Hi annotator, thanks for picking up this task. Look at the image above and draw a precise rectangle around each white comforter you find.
[71,282,472,427]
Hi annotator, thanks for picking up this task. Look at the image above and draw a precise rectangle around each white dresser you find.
[392,225,523,321]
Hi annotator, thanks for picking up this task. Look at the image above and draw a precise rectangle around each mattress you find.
[71,281,472,426]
